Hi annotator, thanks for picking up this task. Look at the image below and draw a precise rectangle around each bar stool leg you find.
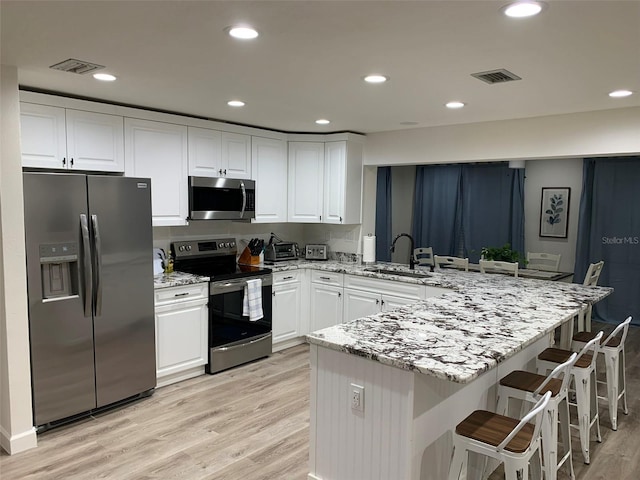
[591,365,602,443]
[604,349,620,430]
[448,440,466,480]
[558,398,575,479]
[574,369,592,463]
[504,459,527,480]
[541,404,558,480]
[621,348,628,415]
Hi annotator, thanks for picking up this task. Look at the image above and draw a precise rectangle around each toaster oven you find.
[264,242,299,262]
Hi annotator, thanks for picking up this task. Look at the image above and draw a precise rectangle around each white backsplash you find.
[154,222,364,258]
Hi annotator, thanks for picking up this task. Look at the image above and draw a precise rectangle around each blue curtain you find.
[575,157,640,325]
[411,165,462,256]
[375,167,392,262]
[461,164,525,262]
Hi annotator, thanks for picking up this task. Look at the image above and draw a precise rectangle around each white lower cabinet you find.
[272,271,302,349]
[310,271,344,331]
[154,283,208,387]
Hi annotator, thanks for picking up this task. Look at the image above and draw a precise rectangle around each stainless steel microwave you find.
[188,176,256,220]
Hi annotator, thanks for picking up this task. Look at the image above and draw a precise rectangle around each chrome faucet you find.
[390,233,416,270]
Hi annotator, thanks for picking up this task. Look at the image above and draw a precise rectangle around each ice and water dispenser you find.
[39,242,79,300]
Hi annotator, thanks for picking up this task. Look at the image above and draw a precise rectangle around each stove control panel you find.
[171,238,237,259]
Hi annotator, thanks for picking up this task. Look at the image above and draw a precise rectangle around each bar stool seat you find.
[537,332,603,464]
[449,392,551,480]
[572,316,632,431]
[498,354,577,480]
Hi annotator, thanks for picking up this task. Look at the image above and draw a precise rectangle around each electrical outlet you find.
[350,383,364,412]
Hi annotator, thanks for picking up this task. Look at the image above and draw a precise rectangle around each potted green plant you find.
[480,243,527,265]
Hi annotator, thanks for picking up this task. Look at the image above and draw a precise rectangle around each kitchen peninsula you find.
[305,270,611,480]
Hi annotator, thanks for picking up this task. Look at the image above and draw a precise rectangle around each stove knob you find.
[186,245,192,251]
[224,242,230,248]
[179,245,185,252]
[230,242,235,248]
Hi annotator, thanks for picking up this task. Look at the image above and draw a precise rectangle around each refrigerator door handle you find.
[80,214,93,318]
[91,214,103,317]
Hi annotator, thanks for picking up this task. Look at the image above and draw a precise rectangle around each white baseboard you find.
[0,424,38,455]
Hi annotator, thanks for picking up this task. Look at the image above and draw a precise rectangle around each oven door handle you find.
[209,276,273,295]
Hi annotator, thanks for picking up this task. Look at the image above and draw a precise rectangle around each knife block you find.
[238,247,261,265]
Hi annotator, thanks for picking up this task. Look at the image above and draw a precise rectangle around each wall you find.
[0,65,38,454]
[523,158,584,273]
[390,166,416,264]
[364,107,640,166]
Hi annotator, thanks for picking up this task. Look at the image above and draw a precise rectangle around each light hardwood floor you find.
[1,322,639,479]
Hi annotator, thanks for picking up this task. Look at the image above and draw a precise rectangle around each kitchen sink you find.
[363,267,431,279]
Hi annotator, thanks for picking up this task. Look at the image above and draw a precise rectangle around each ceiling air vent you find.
[49,58,105,75]
[471,69,521,85]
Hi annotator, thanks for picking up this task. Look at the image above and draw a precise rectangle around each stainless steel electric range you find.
[170,238,272,374]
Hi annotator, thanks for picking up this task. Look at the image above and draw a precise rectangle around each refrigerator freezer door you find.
[23,172,97,426]
[87,176,156,407]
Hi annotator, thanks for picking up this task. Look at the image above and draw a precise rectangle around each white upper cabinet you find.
[187,126,222,177]
[288,142,324,222]
[124,118,188,226]
[20,103,124,172]
[221,132,252,179]
[252,136,287,223]
[323,140,363,224]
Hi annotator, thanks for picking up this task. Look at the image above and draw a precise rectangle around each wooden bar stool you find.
[449,391,551,480]
[537,331,603,464]
[497,353,577,480]
[572,316,632,431]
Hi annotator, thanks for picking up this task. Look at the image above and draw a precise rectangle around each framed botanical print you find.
[540,187,570,238]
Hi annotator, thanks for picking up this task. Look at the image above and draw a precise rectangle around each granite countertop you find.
[294,261,612,384]
[153,271,209,289]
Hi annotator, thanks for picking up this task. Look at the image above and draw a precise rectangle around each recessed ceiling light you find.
[609,89,633,98]
[364,75,389,84]
[227,26,259,40]
[227,100,246,107]
[503,1,545,18]
[315,119,330,125]
[445,101,465,109]
[93,73,116,82]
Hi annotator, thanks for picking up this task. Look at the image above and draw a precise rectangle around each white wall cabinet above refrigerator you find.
[124,118,188,226]
[20,102,125,172]
[188,128,252,179]
[252,136,288,223]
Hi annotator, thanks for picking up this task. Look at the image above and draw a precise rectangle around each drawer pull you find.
[174,292,190,297]
[320,276,331,281]
[283,276,294,280]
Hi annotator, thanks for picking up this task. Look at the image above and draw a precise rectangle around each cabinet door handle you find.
[376,299,380,305]
[338,292,342,298]
[381,299,385,306]
[62,157,66,166]
[174,292,190,297]
[218,169,223,175]
[272,291,276,296]
[319,215,322,221]
[340,216,342,223]
[223,169,227,175]
[70,158,74,167]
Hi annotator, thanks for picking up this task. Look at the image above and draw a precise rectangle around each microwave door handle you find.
[80,214,93,318]
[91,214,103,317]
[240,181,247,219]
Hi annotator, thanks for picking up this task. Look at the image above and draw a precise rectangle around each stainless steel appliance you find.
[188,176,255,220]
[23,172,156,431]
[171,238,272,374]
[305,244,329,260]
[264,242,299,262]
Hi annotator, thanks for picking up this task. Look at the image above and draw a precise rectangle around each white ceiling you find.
[1,0,639,134]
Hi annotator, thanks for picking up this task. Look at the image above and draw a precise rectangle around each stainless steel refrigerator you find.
[23,172,156,429]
